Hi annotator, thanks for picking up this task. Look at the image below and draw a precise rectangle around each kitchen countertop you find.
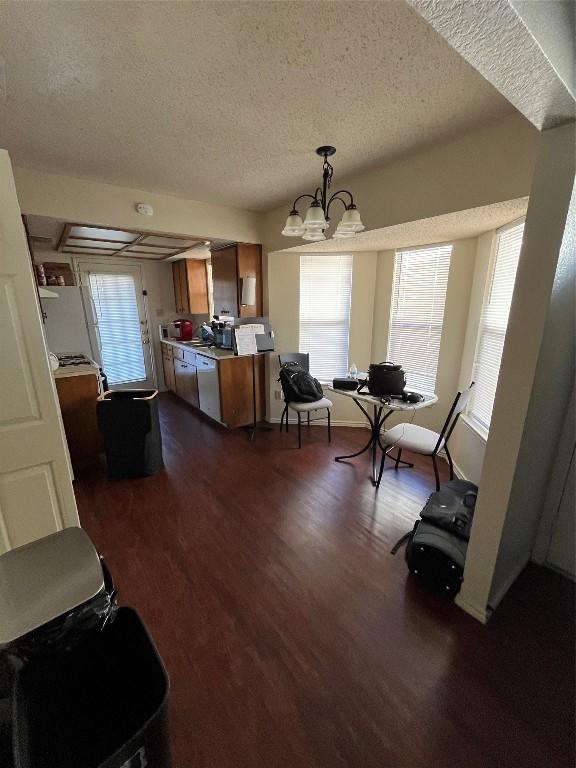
[161,339,265,361]
[53,362,101,379]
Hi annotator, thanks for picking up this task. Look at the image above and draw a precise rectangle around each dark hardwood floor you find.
[75,393,575,768]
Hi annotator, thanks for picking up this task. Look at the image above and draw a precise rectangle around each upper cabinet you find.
[211,243,262,318]
[172,259,209,315]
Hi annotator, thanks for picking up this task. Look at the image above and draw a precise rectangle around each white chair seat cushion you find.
[287,398,333,413]
[381,423,443,454]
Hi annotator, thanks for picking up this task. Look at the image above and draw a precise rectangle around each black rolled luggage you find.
[12,607,171,768]
[97,389,163,478]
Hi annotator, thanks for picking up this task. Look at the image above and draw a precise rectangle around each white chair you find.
[278,353,333,448]
[377,383,475,491]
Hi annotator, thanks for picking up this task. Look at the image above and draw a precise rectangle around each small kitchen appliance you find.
[171,319,194,341]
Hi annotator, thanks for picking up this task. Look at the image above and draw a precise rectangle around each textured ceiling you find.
[277,198,528,253]
[0,1,514,212]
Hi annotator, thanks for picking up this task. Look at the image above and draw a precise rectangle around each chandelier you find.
[281,146,365,242]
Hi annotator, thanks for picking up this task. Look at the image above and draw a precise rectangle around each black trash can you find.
[12,607,171,768]
[97,390,163,478]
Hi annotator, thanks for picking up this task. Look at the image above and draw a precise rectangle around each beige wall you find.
[371,239,477,433]
[268,251,378,425]
[15,167,262,244]
[268,237,477,433]
[261,114,538,258]
[448,230,497,482]
[456,122,576,621]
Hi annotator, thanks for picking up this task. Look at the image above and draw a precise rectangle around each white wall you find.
[33,249,176,390]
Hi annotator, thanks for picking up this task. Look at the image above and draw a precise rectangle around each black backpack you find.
[279,363,323,403]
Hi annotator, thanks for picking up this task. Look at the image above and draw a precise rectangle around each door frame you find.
[73,257,157,390]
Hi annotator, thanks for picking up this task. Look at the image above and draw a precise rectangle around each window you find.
[387,244,452,393]
[469,221,525,432]
[299,253,353,380]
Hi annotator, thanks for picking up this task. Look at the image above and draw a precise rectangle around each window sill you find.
[459,414,489,443]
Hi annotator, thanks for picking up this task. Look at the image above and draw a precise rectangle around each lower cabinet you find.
[162,344,176,392]
[161,343,265,428]
[174,352,199,408]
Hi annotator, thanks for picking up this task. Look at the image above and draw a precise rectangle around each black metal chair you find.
[278,353,333,448]
[377,382,475,491]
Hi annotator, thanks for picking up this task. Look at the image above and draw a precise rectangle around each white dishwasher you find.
[196,354,221,423]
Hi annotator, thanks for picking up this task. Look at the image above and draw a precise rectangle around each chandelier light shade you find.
[281,146,364,242]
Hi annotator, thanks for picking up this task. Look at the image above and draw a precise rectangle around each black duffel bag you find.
[357,361,406,396]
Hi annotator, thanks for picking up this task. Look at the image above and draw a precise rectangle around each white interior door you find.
[0,149,79,554]
[78,261,155,390]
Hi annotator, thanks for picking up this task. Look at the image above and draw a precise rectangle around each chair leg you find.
[327,408,331,442]
[280,404,287,433]
[445,445,454,480]
[432,453,440,492]
[307,412,310,427]
[376,449,386,488]
[297,412,302,448]
[394,449,402,470]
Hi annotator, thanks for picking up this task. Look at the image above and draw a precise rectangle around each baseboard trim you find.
[455,594,490,624]
[488,555,531,613]
[451,460,467,481]
[268,417,368,428]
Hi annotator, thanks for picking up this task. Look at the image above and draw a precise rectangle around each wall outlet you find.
[274,390,282,400]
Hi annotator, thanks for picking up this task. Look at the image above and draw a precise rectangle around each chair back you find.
[278,352,310,372]
[435,382,475,452]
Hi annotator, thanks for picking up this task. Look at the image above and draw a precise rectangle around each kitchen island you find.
[160,340,266,429]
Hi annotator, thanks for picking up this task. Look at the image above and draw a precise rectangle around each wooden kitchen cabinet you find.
[211,243,262,318]
[55,373,102,470]
[161,343,176,392]
[172,259,209,315]
[174,351,199,408]
[218,354,265,428]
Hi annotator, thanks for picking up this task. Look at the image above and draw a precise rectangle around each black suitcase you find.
[405,520,468,598]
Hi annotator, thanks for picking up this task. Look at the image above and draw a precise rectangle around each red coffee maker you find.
[171,319,194,341]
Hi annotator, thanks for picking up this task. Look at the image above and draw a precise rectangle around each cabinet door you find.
[236,244,263,318]
[183,350,199,407]
[211,246,238,317]
[173,358,188,400]
[179,260,190,314]
[172,262,182,313]
[162,347,176,392]
[186,260,209,314]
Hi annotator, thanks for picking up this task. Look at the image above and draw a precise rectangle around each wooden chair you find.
[377,383,475,491]
[278,353,333,448]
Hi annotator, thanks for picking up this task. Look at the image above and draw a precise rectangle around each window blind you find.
[469,221,525,432]
[387,244,452,394]
[299,253,353,381]
[89,272,146,385]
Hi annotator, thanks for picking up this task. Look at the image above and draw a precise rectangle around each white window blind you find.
[469,221,525,432]
[387,244,452,394]
[89,272,146,385]
[299,253,353,380]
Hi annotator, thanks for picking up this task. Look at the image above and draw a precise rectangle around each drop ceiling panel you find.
[69,226,138,243]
